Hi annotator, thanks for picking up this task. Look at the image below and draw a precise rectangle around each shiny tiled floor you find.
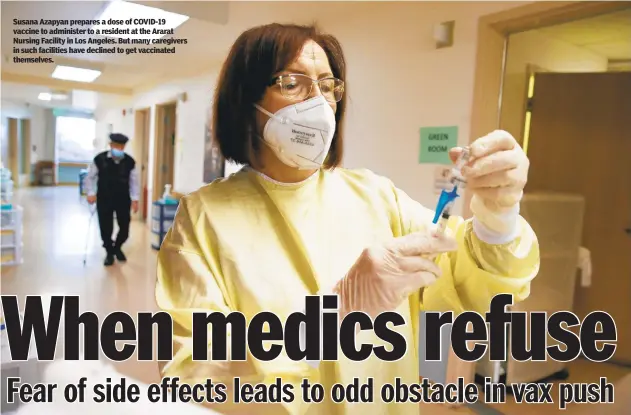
[1,186,161,384]
[2,186,630,415]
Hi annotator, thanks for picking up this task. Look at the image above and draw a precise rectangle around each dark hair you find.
[211,23,347,168]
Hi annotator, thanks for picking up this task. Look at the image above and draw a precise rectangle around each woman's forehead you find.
[290,40,331,72]
[300,40,323,59]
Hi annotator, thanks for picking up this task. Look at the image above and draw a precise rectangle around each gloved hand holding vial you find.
[432,146,471,236]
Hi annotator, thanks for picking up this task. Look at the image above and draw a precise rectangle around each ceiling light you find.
[51,66,101,83]
[50,92,69,100]
[38,93,52,101]
[95,0,189,39]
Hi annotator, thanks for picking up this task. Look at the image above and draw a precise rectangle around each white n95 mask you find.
[254,95,336,170]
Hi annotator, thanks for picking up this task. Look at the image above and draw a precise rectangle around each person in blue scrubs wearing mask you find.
[85,133,139,266]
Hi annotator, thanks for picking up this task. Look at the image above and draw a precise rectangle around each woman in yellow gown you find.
[155,23,539,415]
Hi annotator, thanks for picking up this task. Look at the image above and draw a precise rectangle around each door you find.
[136,109,150,221]
[19,119,31,187]
[152,103,177,204]
[7,118,19,186]
[163,104,176,190]
[525,72,631,363]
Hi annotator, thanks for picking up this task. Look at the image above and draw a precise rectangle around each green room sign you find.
[419,126,458,165]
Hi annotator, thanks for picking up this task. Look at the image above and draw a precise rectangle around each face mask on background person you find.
[254,95,336,170]
[111,148,124,158]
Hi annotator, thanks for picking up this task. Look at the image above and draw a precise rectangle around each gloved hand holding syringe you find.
[328,137,527,324]
[329,147,469,322]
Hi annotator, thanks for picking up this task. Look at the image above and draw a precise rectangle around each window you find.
[56,116,96,163]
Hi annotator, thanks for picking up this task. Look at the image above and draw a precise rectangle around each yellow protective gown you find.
[155,167,539,415]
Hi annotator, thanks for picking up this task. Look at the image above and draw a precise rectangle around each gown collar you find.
[243,166,320,189]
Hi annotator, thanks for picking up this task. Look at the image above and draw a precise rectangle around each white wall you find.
[325,1,529,213]
[1,100,32,119]
[500,29,609,143]
[135,76,216,195]
[100,1,529,213]
[0,100,51,168]
[97,74,217,196]
[1,101,32,168]
[0,117,8,169]
[42,109,57,161]
[93,117,113,154]
[29,106,47,161]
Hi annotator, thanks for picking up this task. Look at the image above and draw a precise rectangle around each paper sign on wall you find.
[419,126,458,165]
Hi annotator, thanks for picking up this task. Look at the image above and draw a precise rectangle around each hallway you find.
[2,186,630,415]
[1,185,161,383]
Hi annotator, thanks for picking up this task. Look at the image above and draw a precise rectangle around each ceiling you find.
[533,7,631,69]
[1,82,128,112]
[2,2,229,91]
[1,0,359,105]
[3,2,630,112]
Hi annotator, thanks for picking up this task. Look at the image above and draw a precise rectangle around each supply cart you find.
[151,200,178,250]
[1,205,23,266]
[78,169,89,197]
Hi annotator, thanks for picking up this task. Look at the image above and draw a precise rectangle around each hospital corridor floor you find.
[1,186,630,415]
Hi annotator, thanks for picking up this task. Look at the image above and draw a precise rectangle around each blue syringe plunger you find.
[432,186,460,224]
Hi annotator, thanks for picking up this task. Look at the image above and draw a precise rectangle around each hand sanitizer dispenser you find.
[162,184,172,201]
[161,184,178,205]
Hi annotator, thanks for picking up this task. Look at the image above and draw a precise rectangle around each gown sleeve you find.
[155,194,297,415]
[155,194,236,381]
[389,183,540,315]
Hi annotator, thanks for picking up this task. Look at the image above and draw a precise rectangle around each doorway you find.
[468,0,631,386]
[468,1,631,217]
[18,119,31,187]
[498,6,631,365]
[7,118,19,187]
[152,102,177,204]
[133,108,150,221]
[525,72,631,363]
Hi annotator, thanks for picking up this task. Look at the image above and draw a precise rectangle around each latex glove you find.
[450,130,529,239]
[332,232,458,320]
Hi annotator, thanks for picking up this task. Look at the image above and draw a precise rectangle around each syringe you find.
[432,147,471,235]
